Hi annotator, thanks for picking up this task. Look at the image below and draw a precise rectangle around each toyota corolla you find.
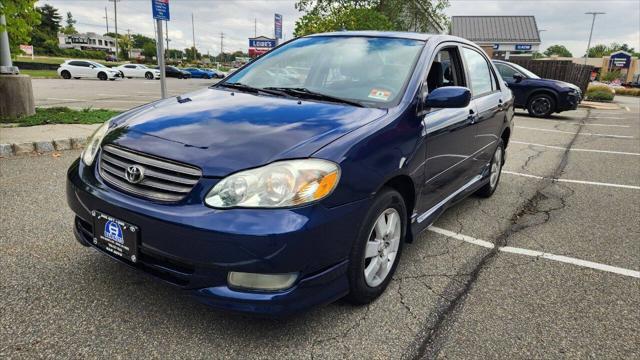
[67,32,513,316]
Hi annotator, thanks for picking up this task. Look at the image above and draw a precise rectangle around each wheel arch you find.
[378,175,416,243]
[527,88,559,107]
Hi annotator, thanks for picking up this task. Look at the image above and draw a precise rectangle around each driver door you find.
[416,45,478,225]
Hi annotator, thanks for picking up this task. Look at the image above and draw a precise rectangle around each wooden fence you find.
[508,59,593,93]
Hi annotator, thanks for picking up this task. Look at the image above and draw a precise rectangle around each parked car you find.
[57,60,122,81]
[492,60,582,117]
[183,67,215,79]
[67,32,513,316]
[115,64,161,79]
[205,68,226,79]
[156,66,191,79]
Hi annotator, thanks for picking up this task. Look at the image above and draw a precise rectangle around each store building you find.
[450,16,541,59]
[58,32,116,53]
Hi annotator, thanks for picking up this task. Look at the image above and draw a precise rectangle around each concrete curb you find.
[0,137,86,157]
[578,101,622,110]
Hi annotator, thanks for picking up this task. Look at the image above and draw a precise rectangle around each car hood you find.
[534,78,581,92]
[105,88,387,176]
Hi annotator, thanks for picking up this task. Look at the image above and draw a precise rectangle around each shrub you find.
[615,88,640,97]
[601,70,622,82]
[587,91,615,102]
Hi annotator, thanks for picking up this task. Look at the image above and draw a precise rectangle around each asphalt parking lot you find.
[1,88,638,358]
[32,77,220,111]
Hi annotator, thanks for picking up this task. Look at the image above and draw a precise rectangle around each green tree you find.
[185,47,201,62]
[531,51,544,59]
[62,11,77,35]
[142,42,156,59]
[0,0,41,56]
[294,0,449,36]
[587,44,610,58]
[544,44,572,57]
[31,4,61,54]
[295,6,393,36]
[132,34,155,49]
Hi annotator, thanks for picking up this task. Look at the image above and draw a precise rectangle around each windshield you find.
[506,62,540,79]
[222,36,425,107]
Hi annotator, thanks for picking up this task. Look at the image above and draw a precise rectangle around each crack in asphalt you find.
[404,110,589,360]
[310,304,371,359]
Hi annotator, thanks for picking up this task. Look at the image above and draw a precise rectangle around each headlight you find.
[81,121,110,166]
[205,159,340,208]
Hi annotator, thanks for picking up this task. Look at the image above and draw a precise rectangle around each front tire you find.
[145,72,154,80]
[98,72,108,81]
[476,139,504,198]
[61,70,71,79]
[527,93,555,118]
[345,188,406,305]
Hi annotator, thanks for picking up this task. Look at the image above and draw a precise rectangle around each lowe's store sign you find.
[249,38,276,48]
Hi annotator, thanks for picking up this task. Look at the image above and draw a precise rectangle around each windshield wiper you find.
[217,82,288,97]
[263,87,364,107]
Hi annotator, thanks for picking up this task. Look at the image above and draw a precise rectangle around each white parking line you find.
[516,126,635,139]
[428,226,640,278]
[520,118,630,128]
[46,97,144,104]
[625,106,630,112]
[503,170,640,190]
[510,141,640,156]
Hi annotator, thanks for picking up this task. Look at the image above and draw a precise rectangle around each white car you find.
[115,64,161,80]
[57,60,122,81]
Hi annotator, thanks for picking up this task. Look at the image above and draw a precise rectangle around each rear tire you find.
[476,139,504,198]
[98,72,108,81]
[527,93,555,118]
[345,188,406,305]
[61,70,71,79]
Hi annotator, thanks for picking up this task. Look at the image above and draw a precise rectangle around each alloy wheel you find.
[531,97,551,116]
[490,145,503,189]
[363,208,402,287]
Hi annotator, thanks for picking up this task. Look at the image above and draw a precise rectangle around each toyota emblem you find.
[125,165,145,184]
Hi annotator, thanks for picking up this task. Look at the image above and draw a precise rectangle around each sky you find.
[37,0,640,57]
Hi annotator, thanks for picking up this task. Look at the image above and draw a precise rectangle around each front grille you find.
[99,145,202,202]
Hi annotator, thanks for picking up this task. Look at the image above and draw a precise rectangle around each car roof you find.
[304,31,479,48]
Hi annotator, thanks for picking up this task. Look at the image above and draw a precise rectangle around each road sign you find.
[152,0,170,21]
[274,14,283,39]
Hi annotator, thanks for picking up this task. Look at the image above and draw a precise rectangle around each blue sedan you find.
[67,32,513,316]
[182,67,215,79]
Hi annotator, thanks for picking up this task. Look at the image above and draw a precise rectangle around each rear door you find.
[418,44,478,221]
[461,47,505,175]
[68,61,87,77]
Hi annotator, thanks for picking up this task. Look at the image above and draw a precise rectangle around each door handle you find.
[467,109,478,124]
[497,99,504,109]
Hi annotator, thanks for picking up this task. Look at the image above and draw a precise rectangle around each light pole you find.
[584,11,605,64]
[109,0,120,59]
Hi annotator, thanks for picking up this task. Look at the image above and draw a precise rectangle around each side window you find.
[125,65,136,69]
[495,63,517,81]
[462,47,493,96]
[426,47,465,93]
[68,61,82,67]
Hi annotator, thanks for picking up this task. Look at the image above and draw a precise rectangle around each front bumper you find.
[559,92,582,111]
[67,158,370,316]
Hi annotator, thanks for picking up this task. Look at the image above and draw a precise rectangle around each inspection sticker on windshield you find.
[368,89,391,101]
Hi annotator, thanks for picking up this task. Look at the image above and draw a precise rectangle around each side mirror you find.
[423,86,471,108]
[90,65,96,69]
[513,73,524,83]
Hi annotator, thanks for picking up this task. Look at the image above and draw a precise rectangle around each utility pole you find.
[109,0,120,59]
[220,32,224,63]
[126,29,131,59]
[191,13,196,60]
[254,18,257,37]
[104,7,109,33]
[165,20,169,60]
[584,11,605,64]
